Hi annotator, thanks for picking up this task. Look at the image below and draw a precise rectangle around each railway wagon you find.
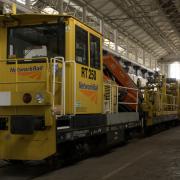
[0,14,141,161]
[142,74,180,132]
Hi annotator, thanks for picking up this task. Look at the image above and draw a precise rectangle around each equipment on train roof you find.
[103,55,140,112]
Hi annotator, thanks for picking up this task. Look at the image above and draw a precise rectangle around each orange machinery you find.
[103,55,141,111]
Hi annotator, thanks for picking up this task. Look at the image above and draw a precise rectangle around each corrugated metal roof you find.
[73,0,180,58]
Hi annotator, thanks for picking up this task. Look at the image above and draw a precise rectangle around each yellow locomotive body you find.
[0,14,104,160]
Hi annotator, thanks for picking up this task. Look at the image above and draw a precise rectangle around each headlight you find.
[35,93,44,104]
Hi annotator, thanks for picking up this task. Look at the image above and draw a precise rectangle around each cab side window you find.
[75,25,88,65]
[90,34,100,69]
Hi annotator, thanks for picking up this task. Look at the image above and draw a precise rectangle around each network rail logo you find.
[9,66,43,80]
[79,82,98,104]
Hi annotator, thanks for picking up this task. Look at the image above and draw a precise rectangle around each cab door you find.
[75,24,103,114]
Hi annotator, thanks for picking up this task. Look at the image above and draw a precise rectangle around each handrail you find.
[51,59,76,115]
[0,57,77,116]
[51,57,65,116]
[0,57,48,61]
[155,92,177,98]
[65,61,76,115]
[104,83,139,113]
[151,92,179,111]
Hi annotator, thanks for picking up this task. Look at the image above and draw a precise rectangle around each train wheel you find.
[46,155,62,169]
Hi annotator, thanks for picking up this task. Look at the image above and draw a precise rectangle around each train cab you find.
[0,14,103,160]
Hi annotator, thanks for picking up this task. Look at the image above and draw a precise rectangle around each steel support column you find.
[83,6,87,23]
[161,64,165,74]
[143,49,145,66]
[135,46,138,62]
[155,59,157,71]
[149,53,152,68]
[114,29,118,52]
[59,0,64,14]
[100,19,104,44]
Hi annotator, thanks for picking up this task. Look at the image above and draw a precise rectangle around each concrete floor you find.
[35,127,180,180]
[1,126,180,180]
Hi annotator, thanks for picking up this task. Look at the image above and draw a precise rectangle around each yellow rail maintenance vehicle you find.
[0,14,103,161]
[0,14,141,162]
[0,13,178,163]
[142,73,179,133]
